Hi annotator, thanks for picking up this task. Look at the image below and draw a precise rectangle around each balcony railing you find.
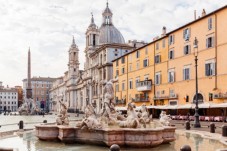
[132,94,150,102]
[213,93,227,99]
[153,94,178,100]
[136,80,152,91]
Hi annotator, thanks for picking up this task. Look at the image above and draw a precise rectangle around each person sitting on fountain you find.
[118,102,141,128]
[56,100,69,125]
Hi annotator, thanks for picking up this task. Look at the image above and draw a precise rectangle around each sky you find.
[0,0,226,87]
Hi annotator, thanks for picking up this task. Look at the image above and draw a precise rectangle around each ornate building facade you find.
[49,2,145,112]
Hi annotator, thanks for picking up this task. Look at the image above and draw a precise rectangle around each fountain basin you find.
[35,124,176,147]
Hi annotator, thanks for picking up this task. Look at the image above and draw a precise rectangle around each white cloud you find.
[0,0,226,87]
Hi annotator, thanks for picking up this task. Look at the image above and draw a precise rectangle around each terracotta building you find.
[113,6,227,117]
[22,77,56,110]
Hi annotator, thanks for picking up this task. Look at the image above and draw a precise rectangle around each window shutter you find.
[206,38,208,48]
[208,18,210,30]
[173,72,175,82]
[183,29,185,39]
[184,46,186,55]
[188,28,191,38]
[205,64,209,76]
[212,62,216,75]
[160,74,162,84]
[172,50,174,59]
[183,69,185,80]
[173,35,175,44]
[147,59,149,66]
[212,37,215,47]
[189,45,191,53]
[168,36,170,45]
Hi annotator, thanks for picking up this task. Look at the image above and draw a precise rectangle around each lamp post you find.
[193,37,201,128]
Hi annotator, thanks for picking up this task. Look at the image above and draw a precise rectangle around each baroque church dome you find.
[98,2,125,45]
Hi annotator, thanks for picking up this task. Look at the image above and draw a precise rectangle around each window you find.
[145,47,148,55]
[116,60,119,66]
[136,62,140,70]
[129,80,133,89]
[122,82,125,91]
[169,35,174,45]
[115,53,118,57]
[143,59,149,67]
[205,61,215,76]
[155,72,161,85]
[93,34,96,46]
[156,42,159,50]
[144,74,149,80]
[183,28,190,41]
[168,69,175,83]
[183,67,190,80]
[135,77,140,88]
[206,37,214,48]
[184,45,191,55]
[115,83,119,92]
[116,70,119,76]
[169,49,174,59]
[162,39,165,48]
[208,17,212,30]
[136,50,140,58]
[209,93,213,101]
[121,57,125,64]
[121,67,125,74]
[129,54,132,63]
[155,55,161,63]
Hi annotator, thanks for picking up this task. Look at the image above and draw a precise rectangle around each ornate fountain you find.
[35,78,176,147]
[18,98,41,115]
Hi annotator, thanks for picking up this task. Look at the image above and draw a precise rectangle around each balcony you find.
[132,94,150,102]
[153,94,178,100]
[213,93,227,99]
[136,80,152,91]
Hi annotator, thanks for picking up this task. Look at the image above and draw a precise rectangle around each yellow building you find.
[113,6,227,117]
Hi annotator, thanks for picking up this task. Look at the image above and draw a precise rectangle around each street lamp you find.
[193,37,201,128]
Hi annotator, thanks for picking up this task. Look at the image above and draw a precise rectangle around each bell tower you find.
[68,36,80,78]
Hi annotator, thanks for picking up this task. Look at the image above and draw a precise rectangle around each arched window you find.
[193,93,204,103]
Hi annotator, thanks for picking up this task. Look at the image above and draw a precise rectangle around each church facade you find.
[49,2,145,112]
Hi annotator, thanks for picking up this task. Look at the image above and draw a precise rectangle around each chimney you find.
[194,10,197,20]
[161,26,166,37]
[202,9,206,17]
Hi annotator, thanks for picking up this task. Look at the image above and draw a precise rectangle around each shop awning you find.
[210,103,227,108]
[115,106,127,110]
[198,102,212,108]
[177,104,195,109]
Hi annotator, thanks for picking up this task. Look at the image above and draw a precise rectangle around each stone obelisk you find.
[26,48,32,99]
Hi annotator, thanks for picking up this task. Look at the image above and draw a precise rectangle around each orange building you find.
[113,6,227,117]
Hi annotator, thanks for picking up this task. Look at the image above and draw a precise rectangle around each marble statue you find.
[18,98,40,115]
[139,103,152,124]
[100,78,125,125]
[78,104,102,129]
[56,100,69,125]
[118,102,141,128]
[159,111,171,126]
